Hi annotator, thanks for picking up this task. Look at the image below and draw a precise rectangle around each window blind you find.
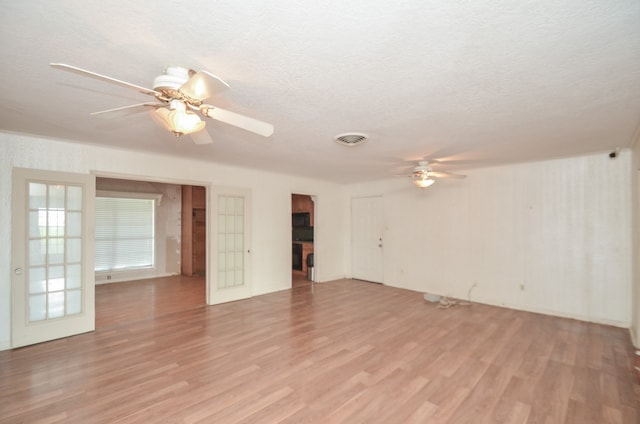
[95,196,155,272]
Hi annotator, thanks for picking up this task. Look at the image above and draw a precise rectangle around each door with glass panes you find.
[11,168,95,348]
[209,186,252,305]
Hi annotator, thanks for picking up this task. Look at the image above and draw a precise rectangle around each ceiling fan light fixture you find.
[413,175,435,188]
[150,107,173,132]
[169,109,205,136]
[151,100,205,137]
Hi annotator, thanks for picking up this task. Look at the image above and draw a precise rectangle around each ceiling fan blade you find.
[430,170,466,179]
[90,103,164,118]
[429,159,477,166]
[180,71,229,101]
[50,63,159,96]
[189,129,214,145]
[203,105,274,137]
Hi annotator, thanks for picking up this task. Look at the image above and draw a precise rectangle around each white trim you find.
[96,190,162,201]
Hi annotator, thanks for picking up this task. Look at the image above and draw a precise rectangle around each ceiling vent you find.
[334,132,368,147]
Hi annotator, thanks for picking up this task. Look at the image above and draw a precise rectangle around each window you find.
[95,192,157,272]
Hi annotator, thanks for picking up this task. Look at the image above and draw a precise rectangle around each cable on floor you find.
[437,284,476,309]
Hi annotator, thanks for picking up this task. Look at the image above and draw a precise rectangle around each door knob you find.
[14,268,23,275]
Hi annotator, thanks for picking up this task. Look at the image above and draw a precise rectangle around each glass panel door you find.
[209,186,252,305]
[12,168,95,348]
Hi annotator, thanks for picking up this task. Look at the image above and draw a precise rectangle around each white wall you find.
[0,132,348,349]
[346,151,633,327]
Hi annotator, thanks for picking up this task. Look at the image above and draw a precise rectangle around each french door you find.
[351,196,384,283]
[209,186,252,305]
[11,168,95,348]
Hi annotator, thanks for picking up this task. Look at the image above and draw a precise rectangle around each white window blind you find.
[95,194,156,272]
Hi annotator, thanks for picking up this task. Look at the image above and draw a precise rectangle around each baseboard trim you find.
[476,296,629,328]
[95,272,175,285]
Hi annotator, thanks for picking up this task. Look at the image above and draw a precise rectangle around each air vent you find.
[334,133,368,146]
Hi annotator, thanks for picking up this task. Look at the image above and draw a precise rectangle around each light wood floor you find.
[1,276,638,423]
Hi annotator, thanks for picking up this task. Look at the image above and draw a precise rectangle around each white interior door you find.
[208,186,252,304]
[351,196,384,283]
[11,168,95,348]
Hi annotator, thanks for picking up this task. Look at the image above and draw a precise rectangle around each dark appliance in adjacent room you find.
[306,253,314,280]
[292,212,310,228]
[292,243,303,271]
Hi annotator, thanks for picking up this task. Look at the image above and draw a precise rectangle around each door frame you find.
[91,172,255,306]
[290,192,317,284]
[92,171,216,303]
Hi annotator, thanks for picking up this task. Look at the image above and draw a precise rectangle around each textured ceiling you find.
[1,0,639,183]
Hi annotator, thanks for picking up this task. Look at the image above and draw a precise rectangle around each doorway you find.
[93,178,207,330]
[181,185,207,277]
[291,193,315,287]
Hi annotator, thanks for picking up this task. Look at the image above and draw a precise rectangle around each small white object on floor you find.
[423,293,441,303]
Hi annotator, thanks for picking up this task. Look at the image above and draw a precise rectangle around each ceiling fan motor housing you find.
[414,161,431,174]
[152,66,190,91]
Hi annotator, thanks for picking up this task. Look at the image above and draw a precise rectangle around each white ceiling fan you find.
[397,160,466,188]
[50,63,274,144]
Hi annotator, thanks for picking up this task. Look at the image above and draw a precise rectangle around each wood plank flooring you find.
[1,276,639,423]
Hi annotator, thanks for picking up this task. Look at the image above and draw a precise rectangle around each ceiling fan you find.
[50,63,274,144]
[397,161,466,188]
